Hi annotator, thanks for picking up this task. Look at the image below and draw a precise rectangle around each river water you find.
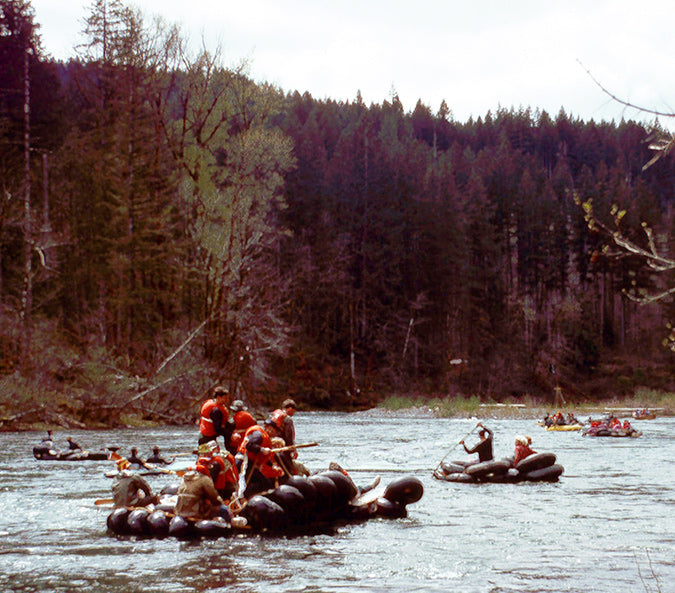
[0,412,672,593]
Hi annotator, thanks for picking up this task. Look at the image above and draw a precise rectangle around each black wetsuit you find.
[462,428,494,462]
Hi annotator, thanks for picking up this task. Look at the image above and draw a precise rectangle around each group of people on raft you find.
[541,411,580,427]
[583,415,638,437]
[111,387,317,523]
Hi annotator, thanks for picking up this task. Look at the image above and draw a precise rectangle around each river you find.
[0,412,672,592]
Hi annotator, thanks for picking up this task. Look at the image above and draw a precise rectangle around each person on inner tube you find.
[175,455,230,521]
[127,447,152,470]
[146,445,174,466]
[112,459,158,508]
[236,416,285,497]
[202,440,239,502]
[460,422,494,464]
[513,435,537,466]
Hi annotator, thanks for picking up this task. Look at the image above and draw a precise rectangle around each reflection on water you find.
[0,414,672,592]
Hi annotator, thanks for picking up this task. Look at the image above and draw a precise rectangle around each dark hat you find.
[282,398,297,409]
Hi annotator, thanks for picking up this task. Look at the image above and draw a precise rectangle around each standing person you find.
[201,440,239,501]
[198,386,234,449]
[275,400,309,477]
[112,459,158,508]
[237,417,285,497]
[146,446,174,465]
[175,457,230,521]
[459,423,494,463]
[228,400,256,453]
[280,399,297,447]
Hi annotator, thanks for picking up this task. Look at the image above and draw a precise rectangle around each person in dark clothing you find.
[128,447,152,470]
[460,423,494,463]
[146,446,174,465]
[66,437,82,451]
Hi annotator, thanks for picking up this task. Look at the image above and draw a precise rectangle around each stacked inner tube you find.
[433,452,564,484]
[106,473,424,539]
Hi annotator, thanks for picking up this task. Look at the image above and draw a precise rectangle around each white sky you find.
[31,0,675,128]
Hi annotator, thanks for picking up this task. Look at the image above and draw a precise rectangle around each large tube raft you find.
[106,472,424,539]
[433,453,564,484]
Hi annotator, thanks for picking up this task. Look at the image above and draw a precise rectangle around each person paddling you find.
[146,446,174,465]
[459,422,494,464]
[128,447,152,470]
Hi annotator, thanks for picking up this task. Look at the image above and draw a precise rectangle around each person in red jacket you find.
[199,386,234,448]
[513,435,537,466]
[201,440,239,501]
[237,417,285,497]
[228,400,256,453]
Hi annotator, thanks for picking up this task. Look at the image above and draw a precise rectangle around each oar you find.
[95,498,114,505]
[434,423,480,473]
[144,463,187,477]
[270,442,318,454]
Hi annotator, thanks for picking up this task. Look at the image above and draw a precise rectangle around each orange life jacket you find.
[238,425,283,479]
[199,399,229,437]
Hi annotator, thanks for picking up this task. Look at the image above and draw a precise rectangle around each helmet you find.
[271,409,286,428]
[231,400,246,412]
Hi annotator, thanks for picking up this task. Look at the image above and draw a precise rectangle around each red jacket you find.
[238,425,283,479]
[514,444,537,466]
[199,399,229,438]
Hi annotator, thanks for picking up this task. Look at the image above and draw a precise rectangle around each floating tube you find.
[265,485,306,523]
[194,519,231,538]
[168,515,194,539]
[127,508,150,535]
[320,470,358,505]
[375,497,406,519]
[240,495,286,531]
[383,476,424,506]
[525,463,564,482]
[489,468,522,483]
[308,474,339,519]
[440,461,466,474]
[515,452,556,474]
[107,507,130,534]
[435,471,474,483]
[465,460,511,480]
[147,510,170,536]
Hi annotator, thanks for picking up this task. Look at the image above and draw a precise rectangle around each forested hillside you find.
[1,1,673,427]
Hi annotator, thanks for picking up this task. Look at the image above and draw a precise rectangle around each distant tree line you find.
[0,0,672,425]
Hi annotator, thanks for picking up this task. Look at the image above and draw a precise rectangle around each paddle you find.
[270,441,318,454]
[95,498,114,506]
[433,422,481,473]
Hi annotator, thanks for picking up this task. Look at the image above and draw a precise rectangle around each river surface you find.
[0,412,672,593]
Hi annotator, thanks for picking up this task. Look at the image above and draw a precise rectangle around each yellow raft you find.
[545,424,583,431]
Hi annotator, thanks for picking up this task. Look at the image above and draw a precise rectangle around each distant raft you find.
[545,424,583,432]
[433,453,564,484]
[581,427,642,438]
[33,445,111,461]
[105,472,424,539]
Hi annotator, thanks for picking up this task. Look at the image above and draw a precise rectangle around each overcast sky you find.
[31,0,674,128]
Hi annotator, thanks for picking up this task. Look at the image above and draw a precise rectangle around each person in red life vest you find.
[513,435,537,466]
[199,385,234,449]
[228,400,256,453]
[203,440,239,501]
[237,417,285,497]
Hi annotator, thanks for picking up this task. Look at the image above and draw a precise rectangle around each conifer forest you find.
[0,1,673,426]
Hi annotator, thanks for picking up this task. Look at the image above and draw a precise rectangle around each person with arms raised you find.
[459,422,494,464]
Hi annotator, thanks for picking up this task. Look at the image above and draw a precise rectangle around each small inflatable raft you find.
[105,472,424,539]
[33,446,111,461]
[433,453,564,484]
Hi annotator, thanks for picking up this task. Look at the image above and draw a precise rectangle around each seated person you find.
[513,435,537,466]
[146,446,174,465]
[175,458,230,521]
[112,459,158,508]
